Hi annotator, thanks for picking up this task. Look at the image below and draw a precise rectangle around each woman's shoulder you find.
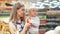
[8,21,14,25]
[8,21,16,28]
[45,30,56,34]
[9,21,12,24]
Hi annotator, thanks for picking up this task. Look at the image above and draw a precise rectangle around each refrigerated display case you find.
[38,8,60,34]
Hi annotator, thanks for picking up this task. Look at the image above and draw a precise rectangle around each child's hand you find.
[26,18,36,28]
[26,18,31,23]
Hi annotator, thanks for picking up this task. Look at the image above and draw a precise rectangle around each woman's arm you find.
[9,22,16,34]
[20,27,27,34]
[9,20,31,34]
[21,22,31,34]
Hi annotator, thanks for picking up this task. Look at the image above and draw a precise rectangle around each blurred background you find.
[0,0,60,34]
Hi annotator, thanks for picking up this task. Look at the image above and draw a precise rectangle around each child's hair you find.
[28,8,37,16]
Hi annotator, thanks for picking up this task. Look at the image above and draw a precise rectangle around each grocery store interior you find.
[0,0,60,34]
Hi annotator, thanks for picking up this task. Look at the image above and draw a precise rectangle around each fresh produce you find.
[0,21,10,34]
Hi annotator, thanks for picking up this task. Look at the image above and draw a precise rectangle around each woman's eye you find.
[22,9,25,11]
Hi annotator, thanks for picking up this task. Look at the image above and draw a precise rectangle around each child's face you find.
[29,8,37,17]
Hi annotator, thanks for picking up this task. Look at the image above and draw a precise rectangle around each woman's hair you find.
[10,2,25,22]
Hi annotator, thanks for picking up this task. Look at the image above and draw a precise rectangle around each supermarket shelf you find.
[38,12,46,14]
[38,9,48,12]
[39,28,54,30]
[39,28,54,31]
[38,12,46,15]
[46,23,58,25]
[40,24,46,25]
[47,14,60,16]
[39,29,46,30]
[46,19,60,21]
[0,13,10,16]
[40,19,46,20]
[40,24,58,26]
[47,11,60,16]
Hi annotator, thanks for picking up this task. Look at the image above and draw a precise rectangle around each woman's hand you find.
[24,23,31,31]
[23,23,31,31]
[21,23,31,34]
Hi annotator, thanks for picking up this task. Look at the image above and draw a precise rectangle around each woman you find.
[55,26,60,34]
[45,26,60,34]
[9,2,31,34]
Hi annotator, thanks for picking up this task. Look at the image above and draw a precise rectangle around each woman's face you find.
[17,7,25,17]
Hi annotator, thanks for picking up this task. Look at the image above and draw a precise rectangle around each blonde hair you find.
[28,8,37,16]
[10,2,25,22]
